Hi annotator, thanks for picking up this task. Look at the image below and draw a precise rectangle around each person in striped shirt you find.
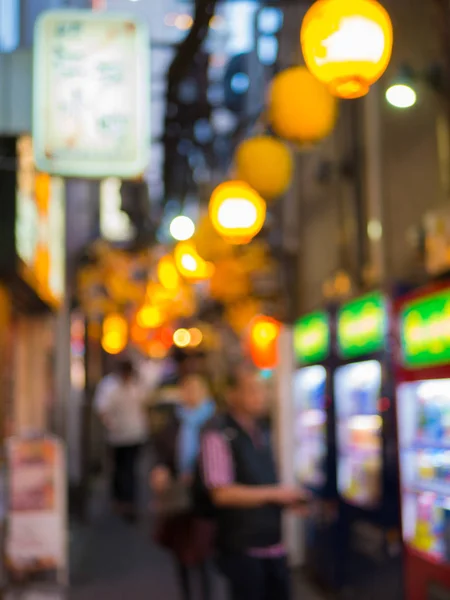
[200,367,308,600]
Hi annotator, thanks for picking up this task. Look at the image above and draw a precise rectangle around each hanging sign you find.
[400,288,450,368]
[33,10,150,178]
[337,292,387,358]
[293,311,330,364]
[6,436,67,584]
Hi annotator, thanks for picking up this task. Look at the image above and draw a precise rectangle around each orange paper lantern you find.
[248,316,281,369]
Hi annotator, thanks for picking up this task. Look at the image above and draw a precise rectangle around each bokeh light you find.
[102,313,128,355]
[170,215,196,241]
[158,255,181,291]
[188,327,203,348]
[173,328,191,348]
[137,305,164,329]
[385,84,417,109]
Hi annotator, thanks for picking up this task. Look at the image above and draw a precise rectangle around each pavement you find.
[68,455,325,600]
[69,511,325,600]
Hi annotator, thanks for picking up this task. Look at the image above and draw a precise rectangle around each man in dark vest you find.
[200,367,307,600]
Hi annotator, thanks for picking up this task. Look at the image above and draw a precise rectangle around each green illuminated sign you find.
[294,312,330,364]
[401,289,450,368]
[337,292,387,358]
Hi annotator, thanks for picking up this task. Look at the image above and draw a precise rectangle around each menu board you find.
[6,437,67,584]
[16,136,65,307]
[33,10,150,178]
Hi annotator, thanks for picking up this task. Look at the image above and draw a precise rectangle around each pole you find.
[433,0,450,203]
[363,85,386,285]
[274,327,304,567]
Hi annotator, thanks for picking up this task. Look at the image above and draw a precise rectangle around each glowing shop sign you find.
[401,289,450,368]
[294,312,330,364]
[337,292,387,358]
[33,10,150,178]
[16,136,65,307]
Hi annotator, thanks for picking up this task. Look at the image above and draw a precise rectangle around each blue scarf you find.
[176,400,215,476]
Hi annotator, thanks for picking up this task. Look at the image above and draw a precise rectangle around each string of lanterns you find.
[78,0,394,370]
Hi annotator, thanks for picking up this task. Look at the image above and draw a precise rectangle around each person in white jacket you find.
[94,359,149,521]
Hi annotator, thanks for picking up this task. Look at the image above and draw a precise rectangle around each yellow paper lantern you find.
[209,181,266,245]
[136,304,165,329]
[268,66,337,144]
[102,313,128,355]
[193,214,233,262]
[301,0,393,99]
[234,136,293,201]
[157,255,180,291]
[174,242,215,281]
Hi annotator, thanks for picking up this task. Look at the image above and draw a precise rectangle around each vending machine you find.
[334,292,402,598]
[293,310,340,588]
[396,283,450,600]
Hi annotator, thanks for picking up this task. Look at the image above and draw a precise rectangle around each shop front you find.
[0,134,65,438]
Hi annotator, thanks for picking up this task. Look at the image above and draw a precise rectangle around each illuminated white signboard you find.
[33,10,150,178]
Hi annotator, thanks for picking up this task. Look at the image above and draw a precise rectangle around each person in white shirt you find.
[94,359,149,521]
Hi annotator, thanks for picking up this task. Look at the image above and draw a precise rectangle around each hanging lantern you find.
[234,136,293,201]
[248,315,281,369]
[193,214,233,262]
[102,313,128,355]
[157,255,181,291]
[174,241,215,281]
[301,0,393,100]
[136,304,165,329]
[268,66,337,144]
[209,181,266,245]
